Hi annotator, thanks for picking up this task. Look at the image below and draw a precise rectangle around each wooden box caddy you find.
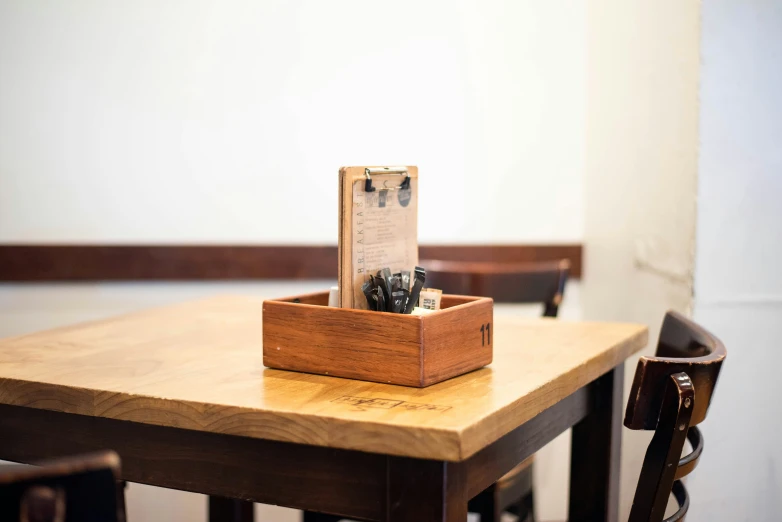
[262,292,494,387]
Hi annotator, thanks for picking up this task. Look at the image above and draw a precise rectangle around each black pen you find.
[404,266,426,314]
[381,268,394,303]
[376,286,387,312]
[362,280,376,310]
[390,290,406,313]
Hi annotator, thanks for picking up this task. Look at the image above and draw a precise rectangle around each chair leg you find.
[208,496,254,522]
[475,504,500,522]
[116,480,127,522]
[301,512,342,522]
[467,486,501,522]
[520,490,536,522]
[505,490,535,522]
[503,463,535,522]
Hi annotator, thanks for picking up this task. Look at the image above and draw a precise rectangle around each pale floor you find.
[0,281,581,521]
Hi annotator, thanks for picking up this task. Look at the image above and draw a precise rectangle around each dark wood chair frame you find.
[625,311,726,522]
[0,450,125,522]
[434,259,569,522]
[302,259,570,522]
[421,259,570,317]
[436,259,572,522]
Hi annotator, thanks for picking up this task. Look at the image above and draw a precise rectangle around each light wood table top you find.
[0,296,647,461]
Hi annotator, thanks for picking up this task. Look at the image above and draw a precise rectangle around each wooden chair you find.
[423,259,570,317]
[0,451,125,522]
[624,311,726,522]
[301,259,569,522]
[428,258,570,522]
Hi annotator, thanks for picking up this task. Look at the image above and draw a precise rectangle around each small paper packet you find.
[328,286,339,307]
[419,288,442,311]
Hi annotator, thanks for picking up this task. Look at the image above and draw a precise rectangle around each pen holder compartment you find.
[262,292,493,387]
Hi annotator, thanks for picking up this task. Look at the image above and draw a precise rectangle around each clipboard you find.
[338,166,419,309]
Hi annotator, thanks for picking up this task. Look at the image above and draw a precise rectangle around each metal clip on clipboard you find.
[364,167,411,193]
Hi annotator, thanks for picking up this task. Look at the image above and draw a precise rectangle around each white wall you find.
[582,0,700,520]
[0,0,584,244]
[689,0,782,520]
[1,0,734,520]
[0,1,587,521]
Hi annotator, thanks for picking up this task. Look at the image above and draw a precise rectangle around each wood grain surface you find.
[263,292,494,387]
[0,296,647,461]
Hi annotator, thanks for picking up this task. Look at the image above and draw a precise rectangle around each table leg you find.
[208,496,254,522]
[386,457,467,522]
[568,365,623,522]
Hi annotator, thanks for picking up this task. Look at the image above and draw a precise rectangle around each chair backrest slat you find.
[626,312,726,522]
[421,259,570,317]
[0,451,122,522]
[625,311,726,430]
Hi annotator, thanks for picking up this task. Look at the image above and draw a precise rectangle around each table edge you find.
[0,323,648,461]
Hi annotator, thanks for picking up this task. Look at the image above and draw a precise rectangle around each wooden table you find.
[0,296,647,522]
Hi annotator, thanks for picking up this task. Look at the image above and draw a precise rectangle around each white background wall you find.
[0,1,587,521]
[689,0,782,519]
[7,1,762,521]
[582,0,700,519]
[0,0,584,245]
